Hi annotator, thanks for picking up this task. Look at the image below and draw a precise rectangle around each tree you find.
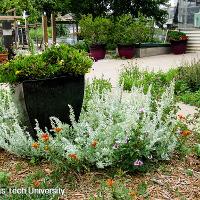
[0,0,40,22]
[0,0,70,22]
[32,0,70,19]
[69,0,110,20]
[109,0,168,24]
[68,0,168,24]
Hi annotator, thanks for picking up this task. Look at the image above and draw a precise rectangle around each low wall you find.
[135,43,171,58]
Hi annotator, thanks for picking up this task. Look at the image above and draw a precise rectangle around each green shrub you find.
[114,14,154,45]
[73,41,89,52]
[79,15,113,46]
[168,30,188,41]
[119,65,177,98]
[0,44,93,83]
[173,60,200,106]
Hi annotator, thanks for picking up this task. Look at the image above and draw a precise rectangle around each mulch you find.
[0,148,199,199]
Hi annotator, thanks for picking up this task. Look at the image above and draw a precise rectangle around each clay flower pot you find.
[170,40,187,54]
[117,44,135,59]
[89,44,106,61]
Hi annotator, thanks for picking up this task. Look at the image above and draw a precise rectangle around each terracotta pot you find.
[170,40,187,54]
[0,53,8,63]
[13,75,85,139]
[117,44,135,59]
[89,44,106,61]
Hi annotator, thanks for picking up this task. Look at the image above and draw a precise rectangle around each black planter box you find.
[14,75,85,139]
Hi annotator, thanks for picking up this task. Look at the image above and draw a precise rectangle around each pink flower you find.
[133,159,144,166]
[139,108,145,114]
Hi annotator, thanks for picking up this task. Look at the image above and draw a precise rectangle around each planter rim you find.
[15,74,84,85]
[90,44,106,48]
[170,40,188,42]
[135,43,171,48]
[117,44,135,47]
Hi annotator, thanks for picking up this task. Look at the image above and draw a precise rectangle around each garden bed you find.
[135,43,171,58]
[0,143,199,199]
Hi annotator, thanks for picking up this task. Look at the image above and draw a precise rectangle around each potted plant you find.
[113,15,136,59]
[79,15,112,61]
[114,14,154,59]
[0,45,8,63]
[168,31,188,54]
[0,44,93,139]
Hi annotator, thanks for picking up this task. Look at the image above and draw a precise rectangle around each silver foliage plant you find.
[0,85,37,157]
[0,83,179,169]
[36,83,178,169]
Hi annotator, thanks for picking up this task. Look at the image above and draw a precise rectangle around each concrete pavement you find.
[86,52,200,87]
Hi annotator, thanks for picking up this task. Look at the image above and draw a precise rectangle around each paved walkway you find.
[86,52,200,87]
[86,52,200,118]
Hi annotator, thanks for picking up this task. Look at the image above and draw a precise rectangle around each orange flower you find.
[68,153,78,160]
[91,140,98,148]
[54,127,62,133]
[32,142,39,149]
[180,130,192,136]
[33,180,40,187]
[178,114,186,121]
[106,179,115,187]
[44,145,49,151]
[129,191,137,198]
[41,133,49,142]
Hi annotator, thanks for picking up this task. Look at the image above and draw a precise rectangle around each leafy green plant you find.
[137,182,149,197]
[73,40,89,52]
[113,14,154,45]
[79,15,113,46]
[0,172,10,187]
[168,30,188,41]
[119,65,177,98]
[0,44,93,83]
[174,60,200,106]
